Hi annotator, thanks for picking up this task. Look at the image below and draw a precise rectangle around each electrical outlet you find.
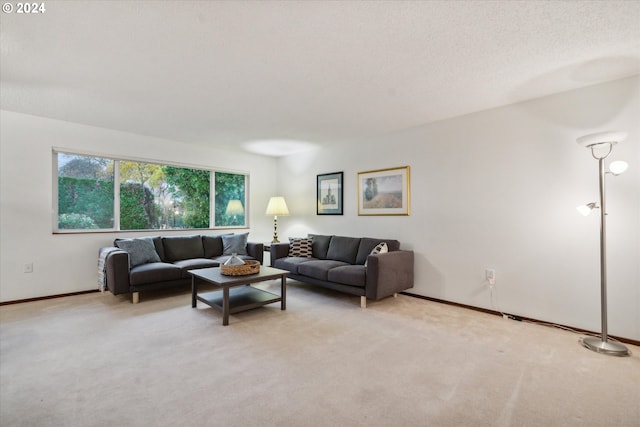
[24,262,34,273]
[485,268,495,283]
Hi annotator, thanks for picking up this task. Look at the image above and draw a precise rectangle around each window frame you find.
[52,148,250,234]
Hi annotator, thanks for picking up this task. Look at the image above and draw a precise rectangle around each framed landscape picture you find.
[317,172,343,215]
[357,166,410,216]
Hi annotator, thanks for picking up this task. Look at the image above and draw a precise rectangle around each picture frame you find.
[317,172,343,215]
[357,166,410,216]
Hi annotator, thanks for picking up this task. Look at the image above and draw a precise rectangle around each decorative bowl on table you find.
[220,259,261,276]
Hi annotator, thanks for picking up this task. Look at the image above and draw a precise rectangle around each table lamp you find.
[265,196,289,243]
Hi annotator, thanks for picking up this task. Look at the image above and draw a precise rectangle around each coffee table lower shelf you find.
[197,286,281,314]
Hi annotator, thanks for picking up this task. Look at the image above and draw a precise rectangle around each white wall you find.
[0,111,278,302]
[275,76,640,340]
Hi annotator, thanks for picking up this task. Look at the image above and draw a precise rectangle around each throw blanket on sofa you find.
[97,247,120,292]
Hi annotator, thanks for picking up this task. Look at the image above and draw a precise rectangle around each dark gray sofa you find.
[100,234,263,303]
[270,234,413,307]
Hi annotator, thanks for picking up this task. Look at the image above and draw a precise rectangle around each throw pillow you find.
[115,237,161,268]
[364,242,388,266]
[221,232,248,255]
[289,237,313,257]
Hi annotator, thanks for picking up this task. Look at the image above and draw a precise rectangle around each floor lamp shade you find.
[265,197,289,243]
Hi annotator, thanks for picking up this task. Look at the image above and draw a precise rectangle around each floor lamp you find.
[576,131,630,357]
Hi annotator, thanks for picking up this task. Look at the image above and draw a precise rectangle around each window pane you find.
[118,161,210,230]
[162,165,210,229]
[119,161,164,230]
[215,172,246,227]
[57,153,114,229]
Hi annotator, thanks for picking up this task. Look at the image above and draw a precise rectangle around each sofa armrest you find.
[105,249,131,295]
[269,243,290,266]
[365,250,414,300]
[246,242,264,265]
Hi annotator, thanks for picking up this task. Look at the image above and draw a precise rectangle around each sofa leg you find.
[394,293,398,298]
[360,296,366,308]
[132,292,139,304]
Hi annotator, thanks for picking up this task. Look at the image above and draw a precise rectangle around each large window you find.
[54,151,248,232]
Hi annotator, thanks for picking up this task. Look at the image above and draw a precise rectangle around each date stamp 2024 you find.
[2,2,46,14]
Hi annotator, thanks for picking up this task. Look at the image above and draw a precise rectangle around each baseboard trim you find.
[0,289,100,306]
[401,292,640,347]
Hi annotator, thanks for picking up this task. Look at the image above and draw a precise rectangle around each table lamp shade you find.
[265,197,289,216]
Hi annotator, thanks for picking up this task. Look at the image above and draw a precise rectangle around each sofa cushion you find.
[221,233,248,255]
[173,258,220,277]
[308,234,332,259]
[203,235,223,258]
[356,238,400,265]
[298,260,350,281]
[289,237,313,257]
[114,237,161,267]
[273,257,316,274]
[327,265,366,287]
[162,235,204,261]
[129,262,182,285]
[326,236,361,264]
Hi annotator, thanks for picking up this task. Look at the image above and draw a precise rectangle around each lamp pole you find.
[597,156,609,343]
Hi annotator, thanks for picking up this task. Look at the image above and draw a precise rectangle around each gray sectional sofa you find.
[100,233,263,303]
[270,234,413,307]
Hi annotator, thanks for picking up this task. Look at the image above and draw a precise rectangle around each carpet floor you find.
[1,280,639,427]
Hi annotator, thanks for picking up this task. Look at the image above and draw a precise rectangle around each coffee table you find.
[189,266,288,325]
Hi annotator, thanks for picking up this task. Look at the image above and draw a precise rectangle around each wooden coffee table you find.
[189,266,288,325]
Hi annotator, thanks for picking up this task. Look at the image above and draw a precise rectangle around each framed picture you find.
[317,172,343,215]
[358,166,410,216]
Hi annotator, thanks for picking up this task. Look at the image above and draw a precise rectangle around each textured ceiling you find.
[1,1,639,156]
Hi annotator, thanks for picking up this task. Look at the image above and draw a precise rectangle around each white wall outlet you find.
[485,268,495,283]
[24,262,34,273]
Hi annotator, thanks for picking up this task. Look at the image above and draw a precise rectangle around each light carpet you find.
[1,280,639,427]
